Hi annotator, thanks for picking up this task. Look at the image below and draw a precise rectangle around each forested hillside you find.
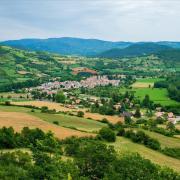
[156,49,180,62]
[1,37,180,56]
[0,37,131,56]
[0,46,75,91]
[98,43,172,58]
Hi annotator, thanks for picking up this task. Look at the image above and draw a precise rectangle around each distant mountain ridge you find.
[97,43,172,58]
[1,37,180,56]
[0,37,132,56]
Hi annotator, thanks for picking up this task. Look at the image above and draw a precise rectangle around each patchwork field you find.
[32,112,107,132]
[0,111,93,139]
[0,104,180,172]
[13,101,124,123]
[111,137,180,172]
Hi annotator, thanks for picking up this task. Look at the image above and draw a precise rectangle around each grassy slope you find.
[110,137,180,172]
[32,112,106,132]
[138,129,180,148]
[0,104,31,112]
[0,104,106,132]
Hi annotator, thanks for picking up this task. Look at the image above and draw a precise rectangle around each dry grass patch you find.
[0,111,92,139]
[132,82,153,88]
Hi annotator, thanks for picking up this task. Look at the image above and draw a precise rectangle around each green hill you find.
[156,49,180,62]
[98,43,172,58]
[0,46,72,91]
[0,37,131,56]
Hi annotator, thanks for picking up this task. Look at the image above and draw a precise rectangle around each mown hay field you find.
[0,111,93,139]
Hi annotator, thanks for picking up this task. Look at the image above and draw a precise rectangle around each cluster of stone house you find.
[155,111,180,124]
[30,76,120,94]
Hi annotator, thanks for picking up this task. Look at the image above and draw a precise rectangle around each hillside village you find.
[29,75,120,94]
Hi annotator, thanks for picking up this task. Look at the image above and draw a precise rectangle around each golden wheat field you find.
[0,111,93,139]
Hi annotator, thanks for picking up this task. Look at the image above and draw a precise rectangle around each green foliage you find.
[33,132,62,154]
[0,151,32,179]
[77,111,84,117]
[99,127,116,142]
[105,153,180,180]
[0,127,17,149]
[166,122,176,132]
[162,147,180,159]
[98,43,171,58]
[124,129,161,150]
[55,91,66,103]
[117,127,125,136]
[134,107,141,118]
[41,106,49,113]
[124,116,133,125]
[155,76,180,102]
[4,100,11,106]
[0,132,179,179]
[75,141,116,179]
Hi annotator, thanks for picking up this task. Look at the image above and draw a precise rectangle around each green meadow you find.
[119,88,179,106]
[136,78,165,83]
[32,112,106,132]
[134,88,179,106]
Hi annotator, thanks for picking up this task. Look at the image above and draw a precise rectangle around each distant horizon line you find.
[1,36,180,43]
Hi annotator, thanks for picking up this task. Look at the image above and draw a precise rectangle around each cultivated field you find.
[132,78,164,88]
[0,105,179,172]
[0,111,93,139]
[13,101,124,123]
[32,112,107,132]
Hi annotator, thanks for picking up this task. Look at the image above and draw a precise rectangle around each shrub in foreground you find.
[99,127,116,142]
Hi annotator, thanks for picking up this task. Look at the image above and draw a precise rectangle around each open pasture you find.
[134,88,179,106]
[119,88,179,106]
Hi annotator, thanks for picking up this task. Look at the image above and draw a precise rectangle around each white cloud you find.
[0,0,180,41]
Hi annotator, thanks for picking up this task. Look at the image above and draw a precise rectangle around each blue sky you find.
[0,0,180,41]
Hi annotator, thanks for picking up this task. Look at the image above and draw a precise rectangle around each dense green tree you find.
[166,122,175,132]
[134,107,141,118]
[77,111,84,117]
[99,127,116,142]
[124,116,133,125]
[55,91,66,103]
[75,142,116,179]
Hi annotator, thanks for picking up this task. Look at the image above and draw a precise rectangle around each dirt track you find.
[0,111,92,139]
